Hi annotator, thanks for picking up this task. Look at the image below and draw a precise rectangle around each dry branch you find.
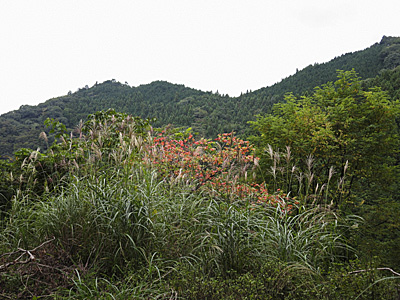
[0,237,55,272]
[349,267,400,277]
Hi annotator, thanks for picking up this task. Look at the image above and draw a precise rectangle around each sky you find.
[1,0,400,115]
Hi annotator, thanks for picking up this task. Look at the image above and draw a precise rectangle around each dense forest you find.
[1,36,400,158]
[1,36,400,299]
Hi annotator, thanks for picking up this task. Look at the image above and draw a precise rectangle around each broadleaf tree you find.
[250,70,400,208]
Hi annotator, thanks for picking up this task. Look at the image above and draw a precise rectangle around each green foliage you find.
[2,36,400,157]
[1,109,380,298]
[36,172,156,274]
[170,260,400,300]
[0,159,13,211]
[44,117,68,139]
[352,198,400,271]
[363,66,400,101]
[64,270,171,300]
[250,68,400,274]
[250,70,400,208]
[0,110,156,224]
[2,43,400,297]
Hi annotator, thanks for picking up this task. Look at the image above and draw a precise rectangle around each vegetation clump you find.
[1,69,400,298]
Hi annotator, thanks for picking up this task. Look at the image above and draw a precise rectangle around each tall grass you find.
[0,157,358,297]
[0,114,370,298]
[258,204,353,272]
[35,169,159,274]
[261,145,349,207]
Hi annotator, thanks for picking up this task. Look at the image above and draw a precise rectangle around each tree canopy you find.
[250,70,400,208]
[2,36,400,158]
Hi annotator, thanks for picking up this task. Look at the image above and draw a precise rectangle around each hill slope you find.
[1,36,400,157]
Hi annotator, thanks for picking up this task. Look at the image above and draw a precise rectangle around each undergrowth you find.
[1,111,399,299]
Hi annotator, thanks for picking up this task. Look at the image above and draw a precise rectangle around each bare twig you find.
[0,237,55,272]
[0,293,13,299]
[0,249,22,259]
[349,267,400,277]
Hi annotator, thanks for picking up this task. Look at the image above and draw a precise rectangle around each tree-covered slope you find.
[0,81,208,156]
[1,36,400,157]
[237,36,400,110]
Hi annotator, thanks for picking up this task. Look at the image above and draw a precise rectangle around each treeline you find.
[1,36,400,157]
[1,69,400,297]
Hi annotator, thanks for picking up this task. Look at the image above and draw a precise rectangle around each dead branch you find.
[0,237,55,272]
[349,267,400,277]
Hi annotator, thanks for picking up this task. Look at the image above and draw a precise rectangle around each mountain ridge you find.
[1,35,400,157]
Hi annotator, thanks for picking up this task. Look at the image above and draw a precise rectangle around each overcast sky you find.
[1,0,399,115]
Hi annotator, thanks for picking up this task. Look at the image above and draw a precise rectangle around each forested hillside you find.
[1,36,400,298]
[1,77,400,297]
[1,36,400,157]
